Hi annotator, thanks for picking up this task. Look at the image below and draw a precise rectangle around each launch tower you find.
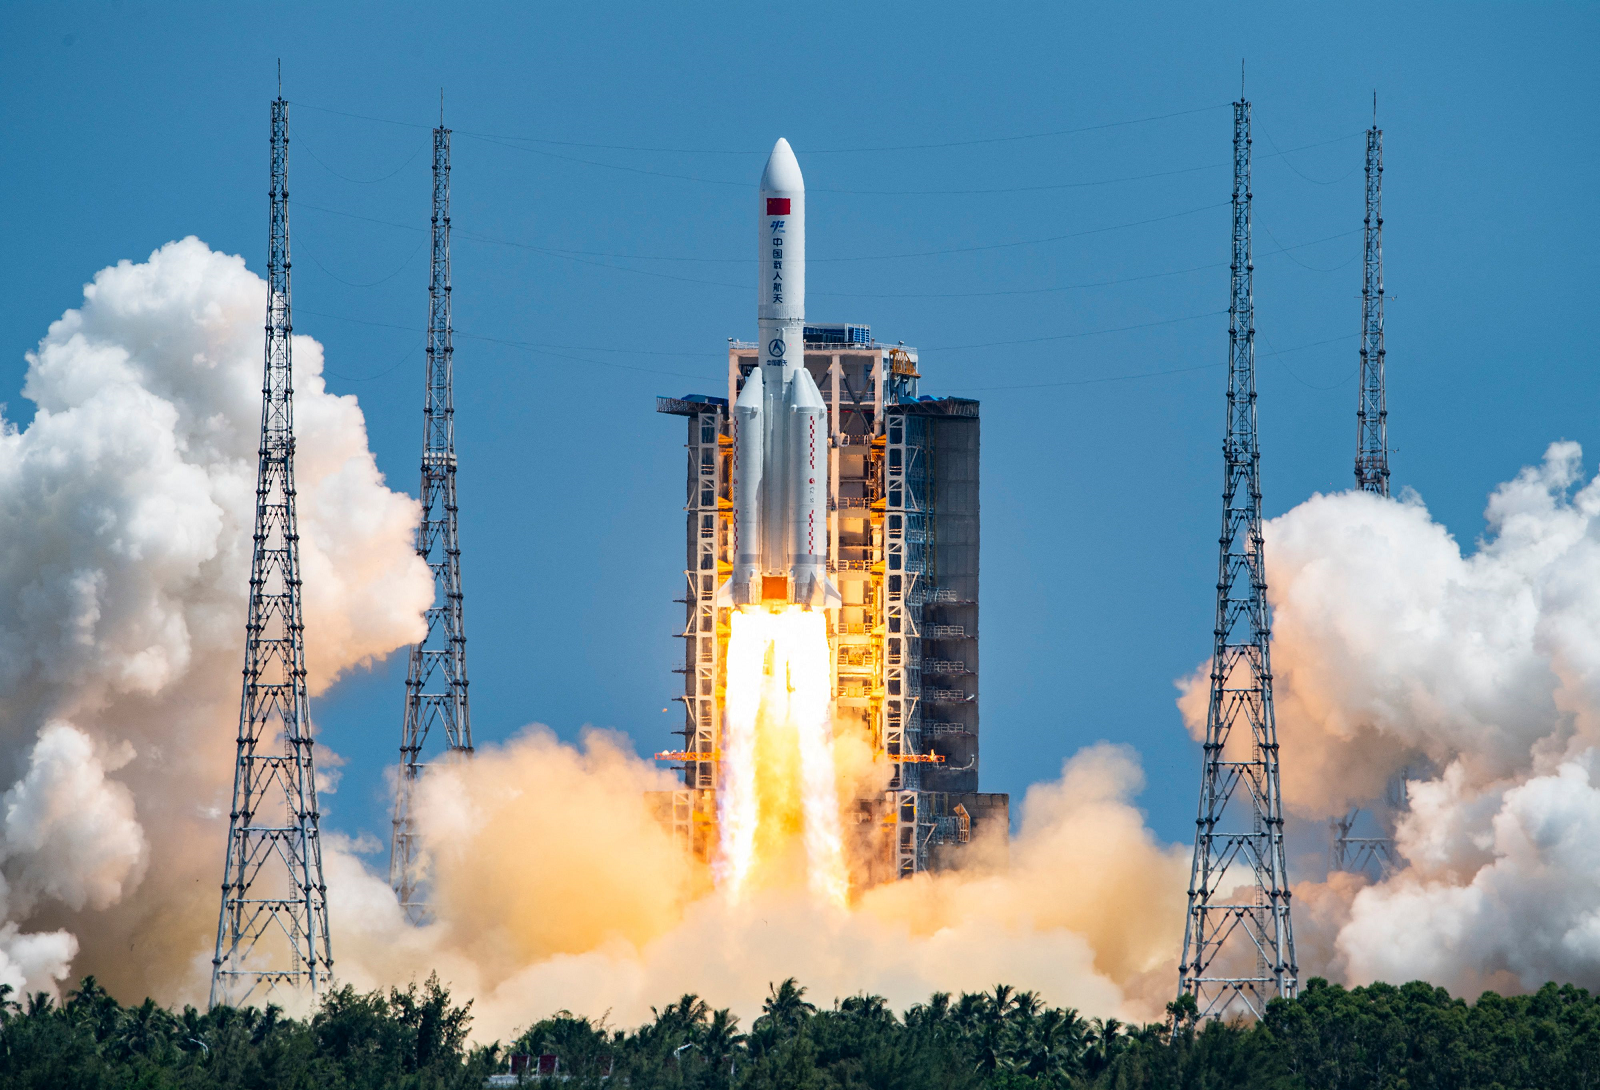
[658,326,1005,882]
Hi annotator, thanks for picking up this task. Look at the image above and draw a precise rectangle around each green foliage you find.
[5,973,1600,1088]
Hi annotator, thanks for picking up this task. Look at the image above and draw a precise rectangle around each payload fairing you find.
[718,139,842,609]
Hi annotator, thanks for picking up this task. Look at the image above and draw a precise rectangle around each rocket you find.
[717,139,841,611]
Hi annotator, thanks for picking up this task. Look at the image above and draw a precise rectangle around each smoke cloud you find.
[0,238,431,1001]
[1245,443,1600,997]
[324,732,1186,1036]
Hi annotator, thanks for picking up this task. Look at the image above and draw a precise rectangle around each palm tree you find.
[1084,1016,1125,1077]
[759,978,815,1032]
[952,991,988,1035]
[989,984,1017,1020]
[699,1006,745,1081]
[652,993,711,1037]
[838,994,893,1025]
[67,976,121,1042]
[111,997,177,1061]
[1019,1006,1088,1080]
[904,991,952,1035]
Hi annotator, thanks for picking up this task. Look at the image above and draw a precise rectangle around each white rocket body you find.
[718,138,841,611]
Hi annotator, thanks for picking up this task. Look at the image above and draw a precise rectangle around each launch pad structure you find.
[657,325,1008,883]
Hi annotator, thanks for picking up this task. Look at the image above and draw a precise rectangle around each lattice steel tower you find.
[211,96,333,1008]
[389,116,472,923]
[1177,93,1298,1020]
[1355,98,1388,496]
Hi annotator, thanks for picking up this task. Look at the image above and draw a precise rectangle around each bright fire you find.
[716,606,849,906]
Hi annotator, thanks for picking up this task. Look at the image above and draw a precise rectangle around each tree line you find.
[3,972,1598,1088]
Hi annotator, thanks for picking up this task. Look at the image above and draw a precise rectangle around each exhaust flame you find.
[717,606,848,906]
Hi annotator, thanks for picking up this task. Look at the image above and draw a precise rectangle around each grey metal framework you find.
[390,123,473,924]
[1329,808,1399,879]
[673,402,727,856]
[884,409,930,878]
[211,97,333,1008]
[1177,97,1298,1020]
[1355,109,1388,496]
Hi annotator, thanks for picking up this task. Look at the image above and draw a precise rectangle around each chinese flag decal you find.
[766,198,791,215]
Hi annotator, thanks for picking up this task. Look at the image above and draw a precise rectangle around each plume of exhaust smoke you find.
[323,731,1186,1037]
[1186,442,1600,997]
[0,238,432,1002]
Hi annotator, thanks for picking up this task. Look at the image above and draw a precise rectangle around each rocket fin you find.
[823,578,842,609]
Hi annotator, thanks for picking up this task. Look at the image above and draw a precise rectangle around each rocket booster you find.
[718,139,841,611]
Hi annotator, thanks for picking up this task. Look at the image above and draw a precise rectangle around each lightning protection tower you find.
[1177,92,1298,1020]
[1354,99,1388,496]
[389,116,472,924]
[212,95,334,1008]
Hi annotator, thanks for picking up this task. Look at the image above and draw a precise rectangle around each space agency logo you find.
[768,338,786,357]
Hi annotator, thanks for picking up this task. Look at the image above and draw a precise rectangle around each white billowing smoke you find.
[0,238,431,1001]
[1237,442,1600,997]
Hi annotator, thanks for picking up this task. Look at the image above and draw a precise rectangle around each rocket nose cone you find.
[736,365,764,406]
[789,364,825,409]
[760,138,804,193]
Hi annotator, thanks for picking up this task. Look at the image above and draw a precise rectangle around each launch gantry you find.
[657,325,1003,883]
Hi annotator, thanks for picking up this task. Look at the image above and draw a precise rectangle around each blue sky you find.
[2,3,1596,859]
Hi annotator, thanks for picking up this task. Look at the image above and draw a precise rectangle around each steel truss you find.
[883,410,936,877]
[390,122,472,924]
[672,405,728,855]
[211,97,333,1008]
[1355,106,1389,496]
[1177,97,1299,1020]
[1330,808,1399,879]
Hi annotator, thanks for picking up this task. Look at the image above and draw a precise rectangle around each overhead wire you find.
[455,129,1362,197]
[822,227,1360,300]
[296,133,430,184]
[322,343,419,383]
[303,238,429,288]
[288,101,1372,391]
[1257,220,1360,273]
[926,311,1227,353]
[288,99,1228,155]
[297,308,718,379]
[511,199,1230,265]
[298,199,1357,300]
[957,332,1360,393]
[1255,121,1363,186]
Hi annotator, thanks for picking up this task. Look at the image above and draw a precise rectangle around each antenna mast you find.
[211,95,333,1007]
[1176,90,1298,1020]
[1355,97,1389,495]
[389,115,472,923]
